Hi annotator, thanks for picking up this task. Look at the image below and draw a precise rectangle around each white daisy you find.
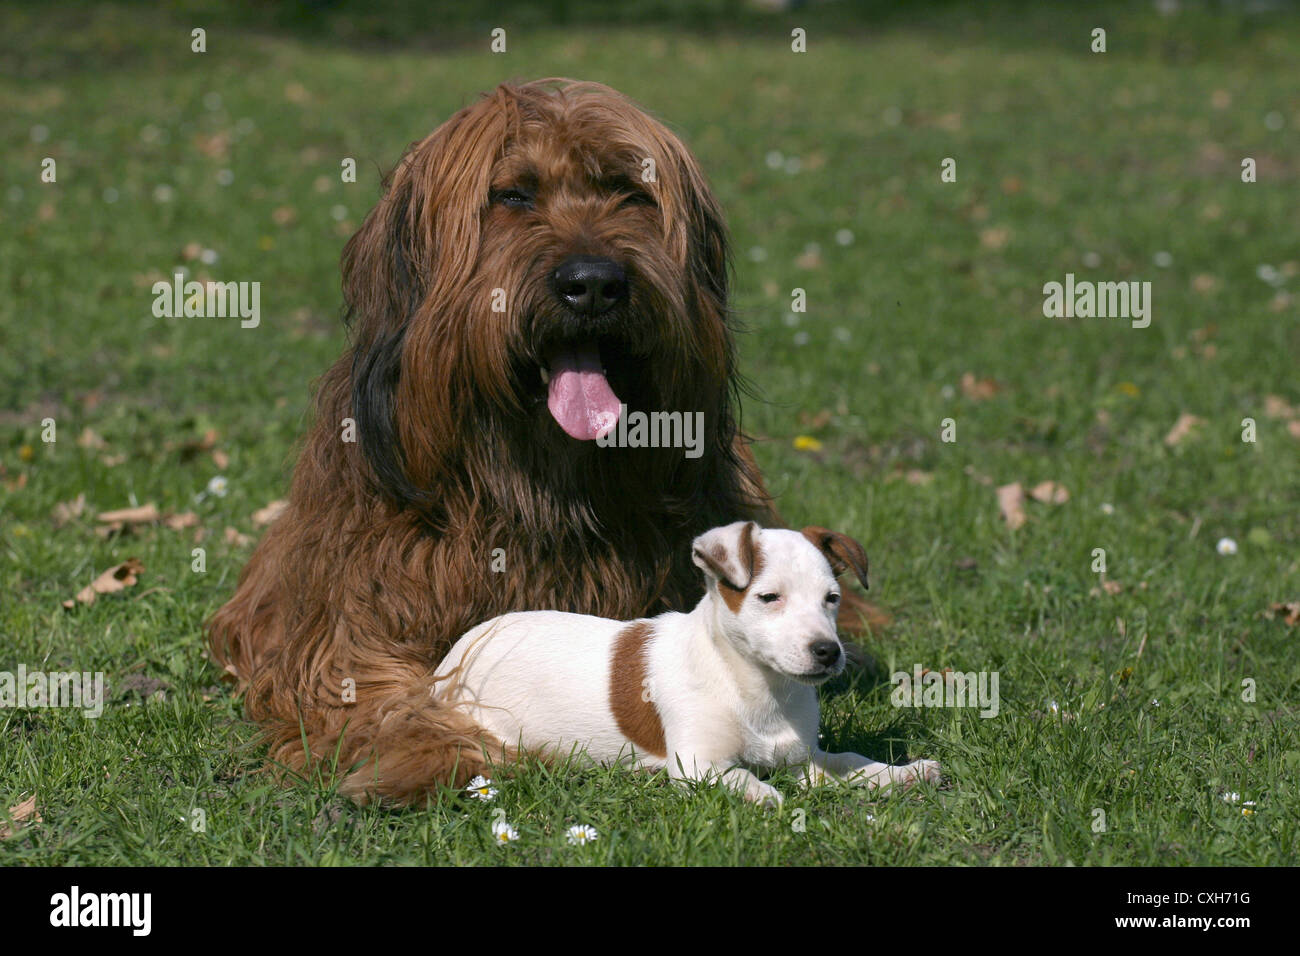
[491,819,519,844]
[465,775,497,801]
[566,824,599,846]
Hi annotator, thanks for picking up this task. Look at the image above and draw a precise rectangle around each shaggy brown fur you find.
[209,78,882,806]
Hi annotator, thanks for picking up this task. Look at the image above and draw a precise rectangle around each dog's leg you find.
[801,750,941,793]
[668,754,784,808]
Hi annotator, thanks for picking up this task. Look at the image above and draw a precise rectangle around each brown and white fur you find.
[436,522,940,807]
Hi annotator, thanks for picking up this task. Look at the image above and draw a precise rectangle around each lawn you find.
[1,0,1298,865]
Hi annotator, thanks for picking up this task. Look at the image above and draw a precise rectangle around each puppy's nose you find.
[552,256,628,316]
[809,640,841,667]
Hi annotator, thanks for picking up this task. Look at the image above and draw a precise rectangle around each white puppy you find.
[435,521,941,806]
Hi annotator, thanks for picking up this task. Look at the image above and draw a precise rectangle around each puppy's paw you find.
[905,759,942,787]
[745,781,785,810]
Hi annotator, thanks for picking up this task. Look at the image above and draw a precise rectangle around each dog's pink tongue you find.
[546,342,622,441]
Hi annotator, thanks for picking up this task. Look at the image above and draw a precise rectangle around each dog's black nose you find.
[809,640,841,667]
[552,256,627,315]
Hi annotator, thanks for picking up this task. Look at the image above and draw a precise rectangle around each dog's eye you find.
[619,190,657,209]
[491,188,535,209]
[758,593,781,604]
[826,593,840,605]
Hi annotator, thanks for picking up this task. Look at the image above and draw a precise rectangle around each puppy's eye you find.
[491,188,535,209]
[826,593,840,605]
[758,593,781,604]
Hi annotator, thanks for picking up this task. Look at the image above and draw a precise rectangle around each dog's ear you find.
[343,166,425,505]
[800,526,870,591]
[692,521,762,591]
[340,92,510,507]
[634,111,730,318]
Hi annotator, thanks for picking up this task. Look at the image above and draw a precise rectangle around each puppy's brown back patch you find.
[608,621,667,758]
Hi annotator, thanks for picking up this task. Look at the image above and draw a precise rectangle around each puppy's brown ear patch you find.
[691,521,764,613]
[800,526,870,591]
[609,621,667,758]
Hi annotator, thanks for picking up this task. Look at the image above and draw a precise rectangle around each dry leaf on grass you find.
[1267,602,1300,627]
[1264,395,1298,420]
[1091,580,1125,597]
[0,794,40,839]
[961,373,1003,401]
[797,409,833,429]
[1029,480,1070,504]
[251,499,288,528]
[170,429,219,462]
[51,493,87,528]
[979,227,1010,250]
[211,449,230,469]
[76,428,107,450]
[224,527,253,548]
[997,482,1027,530]
[1164,413,1205,447]
[97,503,161,526]
[63,558,144,609]
[163,511,199,531]
[794,247,823,270]
[1289,421,1300,440]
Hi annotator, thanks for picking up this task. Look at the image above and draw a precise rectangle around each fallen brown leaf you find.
[797,409,833,429]
[1264,395,1297,420]
[0,794,40,839]
[163,511,199,531]
[1029,480,1070,505]
[1091,580,1124,597]
[172,429,218,462]
[979,227,1011,250]
[251,499,289,528]
[211,449,230,469]
[997,482,1027,530]
[1164,413,1205,447]
[76,428,107,450]
[97,503,161,526]
[51,493,87,528]
[794,247,823,270]
[224,527,253,548]
[961,373,1002,401]
[63,558,144,608]
[1267,602,1300,627]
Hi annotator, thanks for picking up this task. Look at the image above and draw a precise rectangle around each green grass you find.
[2,0,1299,865]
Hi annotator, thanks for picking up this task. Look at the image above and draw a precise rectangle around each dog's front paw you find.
[745,781,785,809]
[905,759,942,787]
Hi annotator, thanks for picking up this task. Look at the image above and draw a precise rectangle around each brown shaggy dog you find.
[209,78,878,806]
